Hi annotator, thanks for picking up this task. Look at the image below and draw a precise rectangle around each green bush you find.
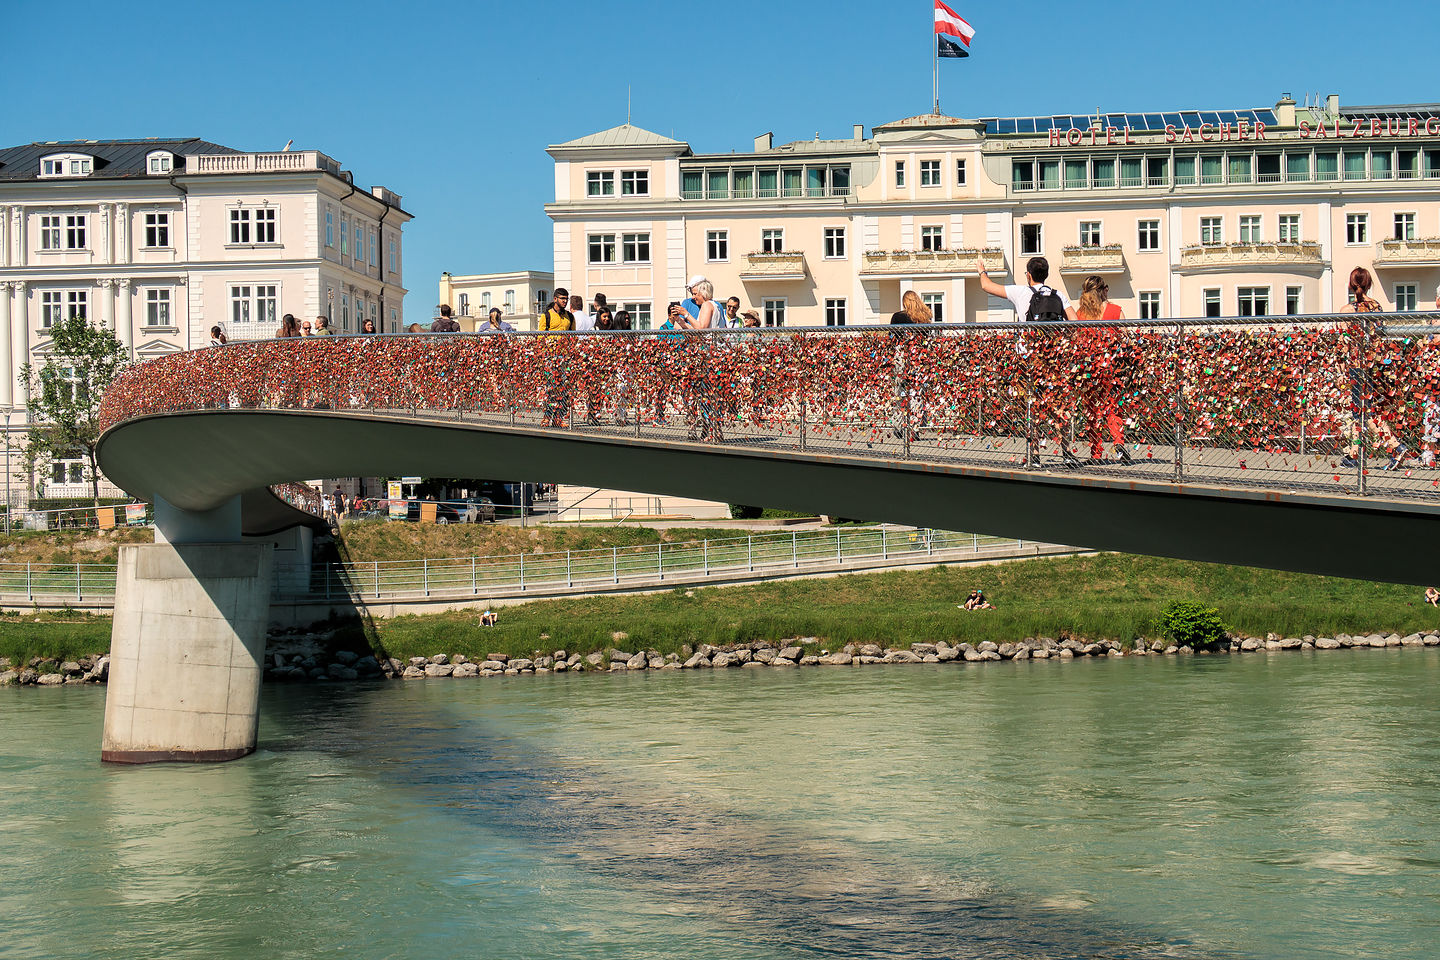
[1157,600,1229,649]
[729,504,763,520]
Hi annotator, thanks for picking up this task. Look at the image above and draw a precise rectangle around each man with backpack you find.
[977,255,1080,467]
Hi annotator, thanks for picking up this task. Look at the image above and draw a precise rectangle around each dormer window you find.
[39,153,95,178]
[146,151,174,175]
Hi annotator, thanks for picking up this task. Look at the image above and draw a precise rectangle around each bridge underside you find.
[101,409,1438,586]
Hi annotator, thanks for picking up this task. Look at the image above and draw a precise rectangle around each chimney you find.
[1275,94,1296,128]
[853,124,865,141]
[753,132,773,152]
[1326,93,1340,117]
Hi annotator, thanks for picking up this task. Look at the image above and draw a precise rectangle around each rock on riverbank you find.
[6,631,1439,688]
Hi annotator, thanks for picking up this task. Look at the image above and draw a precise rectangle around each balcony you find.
[186,151,342,175]
[859,247,1006,278]
[1179,241,1326,272]
[739,251,807,281]
[1373,237,1440,269]
[1060,244,1126,275]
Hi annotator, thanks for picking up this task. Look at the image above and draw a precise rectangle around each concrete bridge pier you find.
[101,495,274,763]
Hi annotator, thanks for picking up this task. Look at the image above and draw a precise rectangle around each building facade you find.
[0,137,410,502]
[438,269,554,331]
[546,95,1440,327]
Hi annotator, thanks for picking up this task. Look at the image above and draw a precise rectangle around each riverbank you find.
[2,553,1436,674]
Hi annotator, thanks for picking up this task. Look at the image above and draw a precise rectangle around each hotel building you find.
[546,94,1440,327]
[437,269,554,331]
[0,137,410,502]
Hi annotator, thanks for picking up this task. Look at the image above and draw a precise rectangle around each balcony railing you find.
[860,248,1006,277]
[1179,241,1326,271]
[1060,244,1127,274]
[740,251,807,280]
[186,151,341,175]
[1373,237,1440,268]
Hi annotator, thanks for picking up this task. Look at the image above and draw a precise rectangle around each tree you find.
[20,314,130,505]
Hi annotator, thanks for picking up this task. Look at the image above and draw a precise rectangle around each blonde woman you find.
[890,289,932,325]
[889,291,931,441]
[1075,276,1130,463]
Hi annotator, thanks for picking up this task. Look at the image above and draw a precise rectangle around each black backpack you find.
[1024,285,1067,323]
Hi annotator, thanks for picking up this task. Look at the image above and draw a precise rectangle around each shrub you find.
[1157,600,1228,649]
[729,504,763,520]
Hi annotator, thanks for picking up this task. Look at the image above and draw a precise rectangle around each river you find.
[2,648,1438,959]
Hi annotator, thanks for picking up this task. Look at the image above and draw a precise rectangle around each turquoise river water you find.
[2,648,1439,959]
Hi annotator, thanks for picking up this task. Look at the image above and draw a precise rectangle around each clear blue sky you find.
[5,0,1434,320]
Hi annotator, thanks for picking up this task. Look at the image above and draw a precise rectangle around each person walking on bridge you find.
[976,255,1080,468]
[540,289,575,427]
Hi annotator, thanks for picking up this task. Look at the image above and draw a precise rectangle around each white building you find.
[438,269,554,331]
[0,137,411,503]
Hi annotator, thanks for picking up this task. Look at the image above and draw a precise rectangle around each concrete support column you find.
[102,495,274,764]
[115,202,129,265]
[98,279,114,333]
[115,278,132,357]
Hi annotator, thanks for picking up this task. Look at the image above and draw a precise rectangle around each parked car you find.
[434,497,495,524]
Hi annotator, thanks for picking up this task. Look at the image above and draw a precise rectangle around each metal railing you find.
[0,528,1030,604]
[98,315,1440,507]
[280,527,1028,602]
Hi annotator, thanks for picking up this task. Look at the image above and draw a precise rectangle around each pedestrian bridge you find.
[93,318,1440,762]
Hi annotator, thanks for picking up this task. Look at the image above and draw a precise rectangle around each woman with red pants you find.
[1074,276,1133,463]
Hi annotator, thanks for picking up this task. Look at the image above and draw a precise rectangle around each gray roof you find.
[0,137,242,182]
[552,124,685,148]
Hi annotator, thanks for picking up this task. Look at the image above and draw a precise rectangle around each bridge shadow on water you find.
[260,682,1246,960]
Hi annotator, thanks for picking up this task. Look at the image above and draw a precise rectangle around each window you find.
[825,298,847,326]
[458,294,469,316]
[1237,286,1270,317]
[50,459,85,486]
[144,212,169,248]
[1345,213,1368,245]
[919,159,941,186]
[389,308,397,332]
[1316,151,1339,181]
[1285,286,1303,315]
[920,225,944,252]
[1395,213,1417,241]
[620,302,652,330]
[761,228,784,253]
[1285,152,1310,182]
[504,290,515,312]
[621,232,650,263]
[586,171,615,197]
[340,217,348,256]
[1147,156,1169,187]
[1344,150,1367,180]
[230,208,251,244]
[1066,159,1088,188]
[706,230,728,262]
[389,238,397,272]
[66,290,87,322]
[1137,219,1160,251]
[230,285,252,325]
[1228,154,1252,184]
[1395,283,1418,312]
[144,289,171,327]
[823,227,847,258]
[1239,215,1262,244]
[1078,221,1102,248]
[805,167,827,198]
[1371,150,1393,180]
[922,293,944,323]
[40,215,61,251]
[1094,157,1117,187]
[710,169,732,199]
[733,169,754,199]
[41,291,64,327]
[1138,291,1162,320]
[831,166,850,196]
[1203,288,1221,318]
[682,170,704,199]
[340,294,349,329]
[620,169,649,196]
[326,209,334,247]
[894,160,905,188]
[1278,214,1301,243]
[1174,155,1195,185]
[41,159,64,177]
[1012,160,1035,191]
[955,159,967,185]
[481,292,491,309]
[1041,159,1062,189]
[354,223,363,260]
[762,298,786,326]
[39,154,91,177]
[587,233,616,264]
[1020,222,1043,256]
[147,153,172,174]
[65,214,86,250]
[1200,216,1224,246]
[369,229,377,265]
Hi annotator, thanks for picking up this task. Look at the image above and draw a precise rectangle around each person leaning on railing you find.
[1074,276,1133,464]
[1338,266,1406,470]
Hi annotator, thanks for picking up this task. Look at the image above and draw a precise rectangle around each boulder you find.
[936,645,959,662]
[334,650,360,666]
[0,657,9,670]
[1368,636,1388,648]
[997,643,1015,659]
[754,649,776,664]
[801,656,822,666]
[733,649,754,664]
[741,661,767,669]
[327,664,359,681]
[910,643,938,656]
[429,654,449,665]
[59,661,84,676]
[424,664,454,677]
[1314,637,1340,649]
[821,652,853,666]
[1265,640,1282,650]
[1108,649,1125,658]
[481,660,507,671]
[683,653,710,669]
[859,644,883,658]
[452,663,479,678]
[408,657,428,667]
[1279,638,1303,650]
[922,654,941,663]
[1030,647,1050,659]
[978,641,999,654]
[1425,636,1440,647]
[354,656,380,673]
[489,653,510,663]
[585,652,604,666]
[0,670,17,685]
[509,659,534,672]
[858,655,884,665]
[626,653,648,670]
[962,648,985,662]
[888,650,922,664]
[38,673,65,685]
[553,661,569,672]
[778,646,802,661]
[711,652,735,668]
[401,665,425,678]
[1241,638,1262,651]
[1401,634,1425,647]
[18,669,39,684]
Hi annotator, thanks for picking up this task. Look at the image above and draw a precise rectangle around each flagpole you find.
[932,21,939,114]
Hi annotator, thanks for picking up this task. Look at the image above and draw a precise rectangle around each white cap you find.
[687,274,707,289]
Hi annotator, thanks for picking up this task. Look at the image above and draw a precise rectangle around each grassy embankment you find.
[3,523,1434,666]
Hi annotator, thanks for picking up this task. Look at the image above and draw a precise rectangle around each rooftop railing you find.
[99,315,1440,505]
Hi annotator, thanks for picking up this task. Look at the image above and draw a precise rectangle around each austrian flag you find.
[934,0,975,57]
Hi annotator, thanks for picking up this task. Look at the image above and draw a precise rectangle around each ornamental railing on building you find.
[186,151,341,175]
[97,316,1440,506]
[740,251,807,280]
[1059,244,1126,274]
[1373,238,1440,267]
[859,248,1006,277]
[1179,241,1326,270]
